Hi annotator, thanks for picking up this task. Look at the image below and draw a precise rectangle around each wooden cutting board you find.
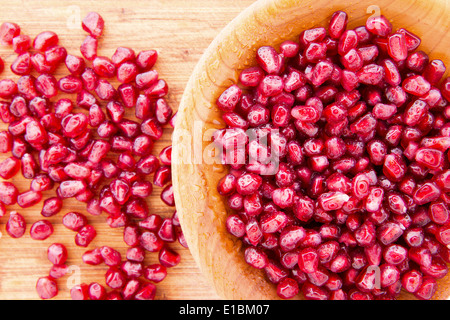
[0,0,256,300]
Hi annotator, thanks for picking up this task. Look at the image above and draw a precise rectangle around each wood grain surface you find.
[0,0,256,300]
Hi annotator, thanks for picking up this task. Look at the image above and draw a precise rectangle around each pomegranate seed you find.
[62,212,87,231]
[45,45,67,64]
[277,278,299,299]
[134,283,156,300]
[49,264,69,279]
[33,31,58,51]
[30,220,53,240]
[143,264,167,283]
[80,35,98,61]
[75,225,97,247]
[92,56,116,78]
[0,79,18,99]
[11,52,31,75]
[100,246,122,266]
[12,34,31,54]
[36,277,58,299]
[88,282,107,300]
[47,243,68,265]
[328,11,348,39]
[136,49,157,70]
[82,12,104,38]
[365,15,392,37]
[17,190,42,208]
[6,211,26,238]
[414,277,437,300]
[0,22,20,45]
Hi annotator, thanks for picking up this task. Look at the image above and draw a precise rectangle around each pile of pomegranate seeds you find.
[215,11,450,300]
[0,12,183,300]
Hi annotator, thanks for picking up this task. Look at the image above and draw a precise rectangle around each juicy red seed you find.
[136,49,157,70]
[6,211,26,238]
[387,33,408,61]
[0,79,18,99]
[35,74,58,98]
[277,278,299,299]
[256,46,282,74]
[118,83,137,108]
[82,12,104,38]
[62,212,88,231]
[88,282,106,300]
[11,52,32,75]
[82,248,103,265]
[30,220,53,240]
[12,35,31,54]
[365,15,392,37]
[328,11,348,39]
[158,246,181,268]
[100,246,122,266]
[143,264,167,283]
[80,35,98,61]
[75,225,97,247]
[0,22,20,45]
[36,277,58,299]
[17,190,42,208]
[45,45,67,64]
[140,231,164,252]
[117,62,138,83]
[92,56,116,78]
[47,243,68,265]
[33,31,58,51]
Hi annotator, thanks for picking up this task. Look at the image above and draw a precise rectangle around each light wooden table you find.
[0,0,256,300]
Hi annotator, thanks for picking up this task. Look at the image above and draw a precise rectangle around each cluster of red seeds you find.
[0,12,182,300]
[215,11,450,300]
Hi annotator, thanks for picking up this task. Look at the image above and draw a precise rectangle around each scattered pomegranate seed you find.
[215,10,450,300]
[30,220,54,240]
[35,276,58,299]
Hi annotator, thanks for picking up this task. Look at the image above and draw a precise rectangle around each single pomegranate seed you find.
[0,79,18,99]
[414,277,437,300]
[92,56,116,78]
[75,225,97,247]
[12,34,31,54]
[136,49,157,70]
[134,283,156,300]
[117,61,138,83]
[11,52,32,75]
[6,211,26,238]
[80,35,98,61]
[33,31,58,51]
[17,190,42,208]
[387,32,408,61]
[328,11,348,39]
[82,12,104,38]
[47,243,68,265]
[0,22,20,45]
[36,277,58,299]
[70,284,89,300]
[365,15,392,37]
[49,264,69,279]
[277,278,299,299]
[88,282,106,300]
[82,248,103,265]
[30,220,53,240]
[62,212,87,231]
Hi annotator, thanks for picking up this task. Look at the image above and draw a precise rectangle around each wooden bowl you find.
[172,0,450,300]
